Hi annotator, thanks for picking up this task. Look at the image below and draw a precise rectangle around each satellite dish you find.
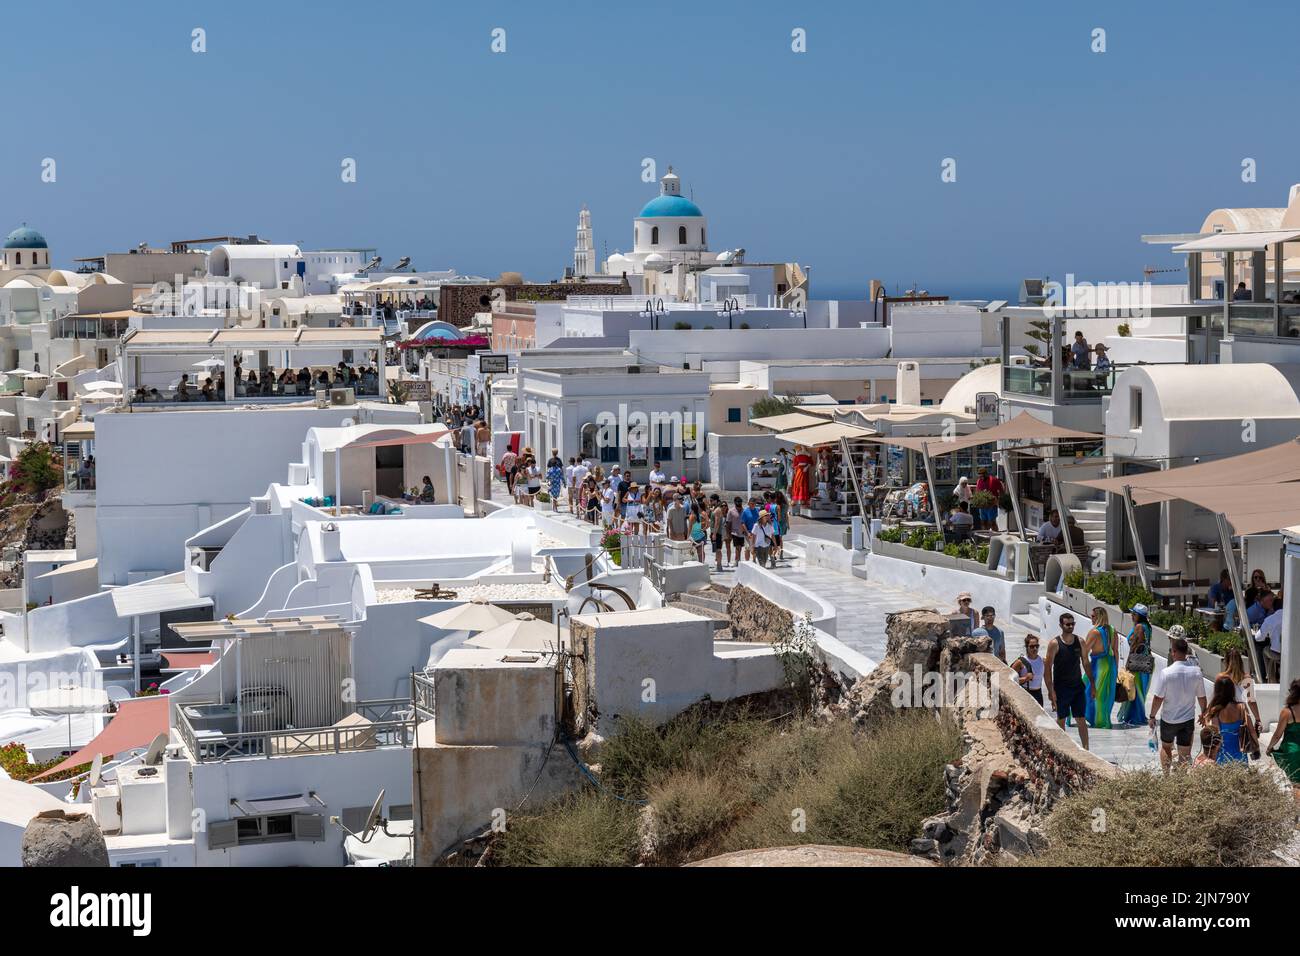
[143,732,169,766]
[89,753,103,787]
[363,788,386,837]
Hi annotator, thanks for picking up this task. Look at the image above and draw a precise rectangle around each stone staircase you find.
[667,584,732,636]
[1067,496,1107,571]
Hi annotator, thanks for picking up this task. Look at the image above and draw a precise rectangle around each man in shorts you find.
[1044,611,1090,751]
[726,497,747,566]
[1148,637,1208,771]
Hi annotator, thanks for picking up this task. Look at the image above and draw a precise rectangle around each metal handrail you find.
[175,698,415,762]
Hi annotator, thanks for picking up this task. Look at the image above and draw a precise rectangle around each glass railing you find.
[1063,366,1116,399]
[1004,364,1052,397]
[1282,306,1300,338]
[1226,304,1276,336]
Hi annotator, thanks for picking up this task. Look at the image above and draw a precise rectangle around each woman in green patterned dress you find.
[1084,605,1117,730]
[1266,679,1300,807]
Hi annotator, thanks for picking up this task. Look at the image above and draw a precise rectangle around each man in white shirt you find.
[1259,605,1284,683]
[1148,637,1208,770]
[648,462,667,485]
[608,465,623,498]
[1036,510,1063,544]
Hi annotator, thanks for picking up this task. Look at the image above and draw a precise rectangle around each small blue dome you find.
[4,226,47,250]
[637,195,703,218]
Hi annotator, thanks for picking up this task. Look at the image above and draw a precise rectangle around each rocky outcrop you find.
[917,653,1118,866]
[811,609,992,726]
[22,810,110,867]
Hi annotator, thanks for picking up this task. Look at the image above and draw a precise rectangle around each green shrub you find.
[646,771,743,862]
[673,321,692,330]
[1076,572,1154,611]
[598,710,766,798]
[970,490,996,509]
[877,526,903,543]
[1025,763,1294,867]
[721,712,962,855]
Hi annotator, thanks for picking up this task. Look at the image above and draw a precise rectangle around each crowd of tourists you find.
[996,600,1300,797]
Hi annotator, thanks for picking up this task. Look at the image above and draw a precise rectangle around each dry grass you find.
[492,789,640,867]
[1024,763,1296,868]
[493,708,961,866]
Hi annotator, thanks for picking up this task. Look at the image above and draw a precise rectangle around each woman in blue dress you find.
[1206,675,1250,764]
[1117,605,1152,726]
[545,455,564,511]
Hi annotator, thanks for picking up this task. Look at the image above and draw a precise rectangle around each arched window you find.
[14,253,20,265]
[651,226,659,245]
[678,226,687,244]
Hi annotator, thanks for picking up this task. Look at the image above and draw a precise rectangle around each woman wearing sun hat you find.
[1118,604,1154,726]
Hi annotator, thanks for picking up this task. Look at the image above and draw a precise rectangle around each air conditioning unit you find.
[314,389,329,408]
[330,387,356,406]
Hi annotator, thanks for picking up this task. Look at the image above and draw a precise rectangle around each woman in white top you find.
[956,476,972,507]
[624,482,643,534]
[600,481,616,526]
[525,458,542,505]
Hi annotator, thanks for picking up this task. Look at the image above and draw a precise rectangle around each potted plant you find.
[600,527,622,566]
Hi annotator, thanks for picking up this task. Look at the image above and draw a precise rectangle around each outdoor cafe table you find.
[1151,584,1202,611]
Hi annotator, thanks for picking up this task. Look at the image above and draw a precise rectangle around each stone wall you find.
[803,609,1118,865]
[725,583,792,644]
[437,279,631,328]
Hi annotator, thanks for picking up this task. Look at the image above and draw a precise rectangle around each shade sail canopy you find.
[346,428,453,450]
[30,696,169,780]
[35,557,97,580]
[28,685,110,715]
[1072,438,1300,501]
[748,412,828,432]
[61,421,94,439]
[464,613,563,650]
[78,380,121,391]
[774,422,876,446]
[111,578,212,618]
[874,410,1102,455]
[420,599,519,632]
[1150,482,1300,536]
[1172,229,1300,253]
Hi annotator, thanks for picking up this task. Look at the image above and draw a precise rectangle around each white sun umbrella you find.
[419,598,519,633]
[193,358,225,369]
[0,409,13,418]
[81,392,117,403]
[28,684,110,751]
[464,612,565,651]
[3,368,31,377]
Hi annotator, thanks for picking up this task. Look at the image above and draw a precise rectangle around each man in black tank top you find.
[1045,611,1090,751]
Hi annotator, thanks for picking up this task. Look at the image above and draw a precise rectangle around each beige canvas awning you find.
[775,421,876,446]
[873,410,1102,456]
[1072,437,1300,502]
[748,411,829,432]
[1172,230,1300,253]
[1150,482,1300,536]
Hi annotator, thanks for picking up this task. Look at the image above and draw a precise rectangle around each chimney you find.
[896,361,921,406]
[321,523,343,562]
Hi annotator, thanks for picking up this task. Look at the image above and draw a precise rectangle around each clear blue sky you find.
[2,0,1297,300]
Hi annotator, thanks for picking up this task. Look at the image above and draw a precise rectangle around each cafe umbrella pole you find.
[1121,484,1153,594]
[1215,511,1267,681]
[920,441,945,538]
